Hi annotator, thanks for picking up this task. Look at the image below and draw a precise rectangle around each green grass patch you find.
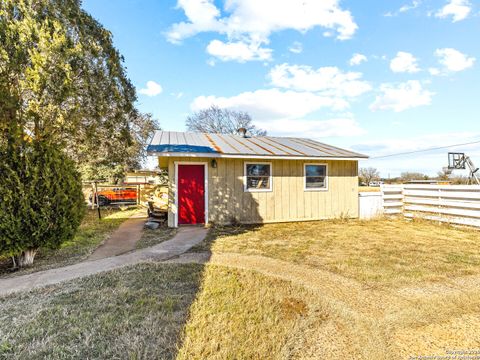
[0,207,139,277]
[136,226,177,250]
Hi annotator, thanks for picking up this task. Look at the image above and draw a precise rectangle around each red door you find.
[178,165,205,225]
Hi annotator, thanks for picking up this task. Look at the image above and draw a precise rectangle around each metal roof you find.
[147,131,368,160]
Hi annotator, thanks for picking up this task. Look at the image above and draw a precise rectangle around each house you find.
[124,170,162,185]
[147,130,368,227]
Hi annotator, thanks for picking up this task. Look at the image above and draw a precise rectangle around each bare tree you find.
[186,105,266,136]
[400,172,428,181]
[437,167,451,181]
[450,175,469,184]
[359,167,380,185]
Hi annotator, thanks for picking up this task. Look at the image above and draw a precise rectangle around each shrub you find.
[0,138,85,267]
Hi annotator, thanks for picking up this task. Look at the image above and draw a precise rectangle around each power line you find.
[370,139,480,160]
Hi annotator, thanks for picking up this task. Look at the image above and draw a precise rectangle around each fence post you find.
[401,184,405,214]
[94,182,101,219]
[91,182,95,210]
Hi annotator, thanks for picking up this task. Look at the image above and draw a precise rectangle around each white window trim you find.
[304,163,328,191]
[174,161,209,228]
[244,162,273,192]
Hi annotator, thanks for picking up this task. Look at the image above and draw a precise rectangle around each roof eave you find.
[147,151,368,161]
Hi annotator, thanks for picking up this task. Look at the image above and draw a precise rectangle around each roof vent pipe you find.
[237,127,247,138]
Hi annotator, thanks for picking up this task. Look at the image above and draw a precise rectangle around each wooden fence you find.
[380,184,480,227]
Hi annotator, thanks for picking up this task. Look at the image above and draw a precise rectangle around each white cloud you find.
[167,0,358,61]
[428,67,441,76]
[167,0,222,44]
[436,0,471,22]
[255,118,366,138]
[288,41,303,54]
[206,58,216,66]
[171,92,184,99]
[349,53,367,66]
[206,39,272,62]
[139,81,163,97]
[434,48,475,73]
[191,88,366,139]
[385,0,421,16]
[370,80,434,112]
[168,0,358,41]
[191,88,349,120]
[390,52,420,73]
[269,63,371,97]
[399,0,421,13]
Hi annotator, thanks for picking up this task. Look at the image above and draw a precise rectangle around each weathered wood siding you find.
[165,157,358,227]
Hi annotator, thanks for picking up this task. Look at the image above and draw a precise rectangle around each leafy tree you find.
[359,167,380,185]
[186,105,266,136]
[0,0,157,180]
[0,0,157,267]
[77,112,157,183]
[0,134,85,267]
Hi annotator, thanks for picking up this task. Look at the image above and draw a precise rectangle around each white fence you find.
[382,185,403,215]
[377,184,480,228]
[358,192,383,219]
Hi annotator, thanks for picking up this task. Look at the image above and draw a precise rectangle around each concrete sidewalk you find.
[0,226,208,297]
[88,212,147,261]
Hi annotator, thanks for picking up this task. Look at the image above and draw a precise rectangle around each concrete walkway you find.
[0,226,208,297]
[88,212,147,261]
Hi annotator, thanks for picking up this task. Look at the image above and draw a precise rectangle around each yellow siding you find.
[166,157,359,227]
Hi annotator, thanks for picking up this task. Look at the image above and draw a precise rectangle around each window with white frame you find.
[304,164,327,190]
[244,163,272,191]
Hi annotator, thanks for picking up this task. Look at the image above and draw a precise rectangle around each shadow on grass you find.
[0,223,255,359]
[0,263,205,359]
[0,168,267,358]
[136,224,177,250]
[188,223,262,254]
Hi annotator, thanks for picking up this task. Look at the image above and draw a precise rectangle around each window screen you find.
[305,164,327,189]
[245,163,271,190]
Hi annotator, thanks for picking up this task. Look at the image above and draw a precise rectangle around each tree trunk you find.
[16,248,38,268]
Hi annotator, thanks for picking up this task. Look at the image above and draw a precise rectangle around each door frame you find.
[174,161,209,227]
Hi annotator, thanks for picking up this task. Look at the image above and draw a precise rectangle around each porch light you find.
[211,159,217,168]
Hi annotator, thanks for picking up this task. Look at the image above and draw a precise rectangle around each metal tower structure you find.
[448,152,480,185]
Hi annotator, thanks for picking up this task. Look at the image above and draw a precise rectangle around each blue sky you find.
[82,0,479,177]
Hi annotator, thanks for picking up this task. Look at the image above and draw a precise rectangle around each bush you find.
[0,139,85,267]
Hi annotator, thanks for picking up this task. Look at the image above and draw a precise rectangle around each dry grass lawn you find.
[2,218,480,359]
[177,265,333,359]
[0,263,335,359]
[0,263,203,359]
[359,186,382,192]
[182,218,480,358]
[202,218,480,288]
